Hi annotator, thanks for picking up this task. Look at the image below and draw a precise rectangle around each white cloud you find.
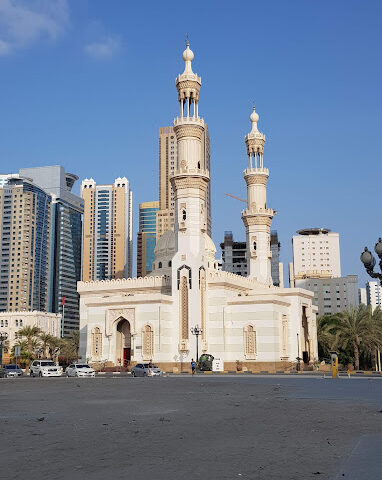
[84,35,121,60]
[0,0,69,55]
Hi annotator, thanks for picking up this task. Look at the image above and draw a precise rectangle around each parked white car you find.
[66,364,95,377]
[30,360,63,377]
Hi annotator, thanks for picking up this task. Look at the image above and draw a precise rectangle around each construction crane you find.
[224,193,247,204]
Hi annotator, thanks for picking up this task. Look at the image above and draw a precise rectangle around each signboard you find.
[14,346,21,356]
[212,358,224,372]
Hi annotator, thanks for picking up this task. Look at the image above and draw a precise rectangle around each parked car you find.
[66,364,95,377]
[131,363,162,377]
[0,364,23,378]
[30,360,63,377]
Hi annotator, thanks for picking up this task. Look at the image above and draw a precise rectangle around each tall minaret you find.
[170,41,212,355]
[241,106,275,285]
[170,41,209,255]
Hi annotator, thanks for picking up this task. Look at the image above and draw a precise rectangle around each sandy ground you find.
[1,375,382,480]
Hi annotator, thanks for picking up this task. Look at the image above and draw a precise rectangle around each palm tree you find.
[334,305,370,370]
[316,315,338,360]
[17,326,41,371]
[363,306,382,370]
[39,332,53,359]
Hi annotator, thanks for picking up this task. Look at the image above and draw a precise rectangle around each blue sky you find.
[0,0,381,283]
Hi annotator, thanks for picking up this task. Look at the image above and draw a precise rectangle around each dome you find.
[182,42,194,62]
[204,234,216,260]
[250,106,259,124]
[154,230,175,257]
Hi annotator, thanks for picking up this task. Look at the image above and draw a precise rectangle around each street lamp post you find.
[360,237,382,285]
[296,333,301,372]
[190,325,203,364]
[361,237,382,372]
[0,331,8,365]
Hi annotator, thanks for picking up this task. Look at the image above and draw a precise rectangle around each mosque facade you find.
[78,43,318,372]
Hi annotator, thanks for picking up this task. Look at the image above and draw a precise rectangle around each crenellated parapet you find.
[208,270,269,291]
[77,275,171,293]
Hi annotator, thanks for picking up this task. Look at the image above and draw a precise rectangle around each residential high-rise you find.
[220,230,283,286]
[137,201,159,277]
[0,176,51,312]
[220,231,247,276]
[290,228,341,284]
[359,287,367,305]
[81,177,133,282]
[156,125,211,239]
[294,275,359,316]
[366,281,382,311]
[270,230,281,287]
[19,166,83,335]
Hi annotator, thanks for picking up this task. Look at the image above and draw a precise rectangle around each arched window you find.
[15,319,18,327]
[0,320,3,327]
[142,325,154,360]
[244,325,256,359]
[158,262,162,268]
[182,210,186,221]
[197,161,201,169]
[20,319,23,327]
[168,260,172,267]
[253,241,257,251]
[92,327,102,359]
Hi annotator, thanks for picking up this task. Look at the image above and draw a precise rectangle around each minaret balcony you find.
[174,116,204,127]
[244,167,269,176]
[241,207,275,217]
[175,72,201,84]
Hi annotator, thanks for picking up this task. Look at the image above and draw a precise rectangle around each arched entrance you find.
[116,318,131,367]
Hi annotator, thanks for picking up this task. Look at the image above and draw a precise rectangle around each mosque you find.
[78,42,318,372]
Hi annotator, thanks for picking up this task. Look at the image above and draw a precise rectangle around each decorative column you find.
[241,106,275,285]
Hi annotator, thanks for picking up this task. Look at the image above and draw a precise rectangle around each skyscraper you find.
[19,166,83,335]
[366,281,382,311]
[290,228,341,283]
[81,177,132,281]
[156,125,211,239]
[0,176,51,312]
[137,201,159,277]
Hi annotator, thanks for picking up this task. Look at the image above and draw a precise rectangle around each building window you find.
[142,325,154,360]
[244,325,256,359]
[92,327,102,359]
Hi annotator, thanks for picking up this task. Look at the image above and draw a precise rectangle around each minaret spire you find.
[241,104,275,285]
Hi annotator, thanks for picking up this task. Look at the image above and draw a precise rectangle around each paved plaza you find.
[1,375,382,480]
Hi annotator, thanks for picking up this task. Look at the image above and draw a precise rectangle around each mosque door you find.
[116,318,131,367]
[301,306,310,363]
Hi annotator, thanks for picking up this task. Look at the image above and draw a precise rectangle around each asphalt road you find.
[1,375,382,480]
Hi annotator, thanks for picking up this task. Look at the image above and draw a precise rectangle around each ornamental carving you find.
[106,308,135,336]
[244,325,256,359]
[180,276,189,345]
[142,325,154,360]
[174,124,204,140]
[246,138,265,155]
[244,174,268,186]
[242,216,273,227]
[91,327,102,360]
[171,176,208,192]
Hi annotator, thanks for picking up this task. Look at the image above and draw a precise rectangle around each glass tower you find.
[0,177,52,312]
[19,166,84,336]
[137,201,159,277]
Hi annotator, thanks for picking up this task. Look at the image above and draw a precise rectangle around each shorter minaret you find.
[241,106,275,285]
